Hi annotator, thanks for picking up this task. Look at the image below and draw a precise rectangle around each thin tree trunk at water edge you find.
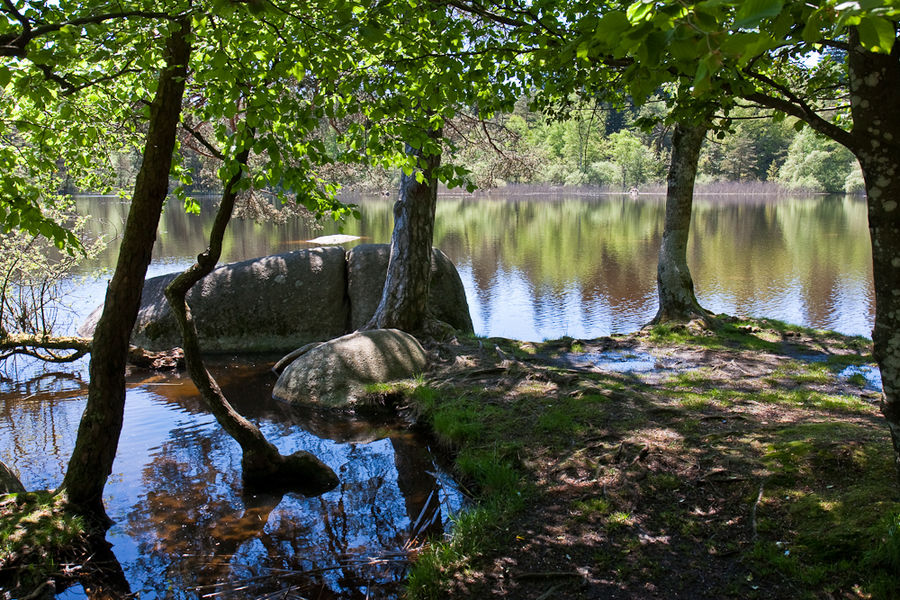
[365,130,442,333]
[58,22,191,525]
[649,120,712,327]
[164,145,338,495]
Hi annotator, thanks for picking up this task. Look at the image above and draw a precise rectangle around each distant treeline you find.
[79,99,862,197]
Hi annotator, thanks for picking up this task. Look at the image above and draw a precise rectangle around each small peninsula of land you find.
[3,317,899,599]
[395,317,899,600]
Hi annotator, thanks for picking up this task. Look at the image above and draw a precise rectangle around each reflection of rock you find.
[79,245,472,353]
[273,329,427,408]
[347,244,474,332]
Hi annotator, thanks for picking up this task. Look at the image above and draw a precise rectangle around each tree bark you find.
[59,21,191,525]
[649,120,712,326]
[364,130,442,333]
[164,145,338,495]
[848,37,900,483]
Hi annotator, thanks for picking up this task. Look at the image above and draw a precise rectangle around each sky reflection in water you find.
[1,361,462,599]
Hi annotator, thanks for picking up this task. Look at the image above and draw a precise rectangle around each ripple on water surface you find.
[0,360,464,599]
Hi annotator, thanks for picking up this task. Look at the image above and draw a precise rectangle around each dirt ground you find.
[409,319,897,599]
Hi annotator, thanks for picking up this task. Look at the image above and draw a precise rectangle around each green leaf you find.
[626,1,654,23]
[857,17,896,53]
[593,11,630,42]
[0,67,10,89]
[801,9,826,42]
[734,0,784,29]
[576,41,590,59]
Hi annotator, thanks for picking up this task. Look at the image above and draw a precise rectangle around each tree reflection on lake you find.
[76,190,875,339]
[1,361,462,599]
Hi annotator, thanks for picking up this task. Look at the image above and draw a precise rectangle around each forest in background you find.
[88,97,864,198]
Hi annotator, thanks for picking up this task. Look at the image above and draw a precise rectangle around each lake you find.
[73,190,875,340]
[0,189,874,598]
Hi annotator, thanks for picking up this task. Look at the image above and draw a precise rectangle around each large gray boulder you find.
[347,244,474,332]
[79,244,474,353]
[273,329,427,408]
[79,247,349,352]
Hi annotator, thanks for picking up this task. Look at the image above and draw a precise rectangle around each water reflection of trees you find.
[122,366,460,599]
[75,191,874,337]
[0,366,88,490]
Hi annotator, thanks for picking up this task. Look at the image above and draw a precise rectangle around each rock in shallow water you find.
[273,329,427,408]
[78,244,473,353]
[79,247,349,352]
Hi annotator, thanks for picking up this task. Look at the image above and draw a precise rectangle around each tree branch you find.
[738,69,855,149]
[0,10,184,57]
[180,122,225,160]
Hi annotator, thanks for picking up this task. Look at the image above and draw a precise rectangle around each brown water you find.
[1,190,874,597]
[2,356,461,598]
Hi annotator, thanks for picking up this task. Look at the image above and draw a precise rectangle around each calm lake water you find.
[73,190,874,340]
[0,190,874,598]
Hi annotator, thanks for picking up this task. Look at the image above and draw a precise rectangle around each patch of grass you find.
[456,449,522,501]
[407,446,525,599]
[751,422,900,597]
[432,402,487,443]
[847,372,867,387]
[755,389,873,413]
[665,369,714,388]
[647,319,781,352]
[605,511,634,532]
[537,406,576,435]
[407,503,506,600]
[825,353,873,368]
[677,394,714,409]
[864,512,900,600]
[772,361,833,385]
[0,491,86,593]
[406,319,889,598]
[572,497,612,521]
[647,472,681,492]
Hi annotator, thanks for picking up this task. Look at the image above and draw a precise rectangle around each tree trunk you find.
[848,39,900,483]
[59,21,191,525]
[364,130,441,333]
[649,120,712,326]
[164,145,338,495]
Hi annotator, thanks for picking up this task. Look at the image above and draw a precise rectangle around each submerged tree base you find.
[241,450,339,496]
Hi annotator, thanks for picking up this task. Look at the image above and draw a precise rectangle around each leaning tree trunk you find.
[364,130,441,332]
[59,22,191,525]
[164,145,337,495]
[649,120,713,326]
[848,38,900,483]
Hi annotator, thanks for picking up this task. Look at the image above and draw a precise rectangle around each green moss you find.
[0,492,86,593]
[751,422,900,597]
